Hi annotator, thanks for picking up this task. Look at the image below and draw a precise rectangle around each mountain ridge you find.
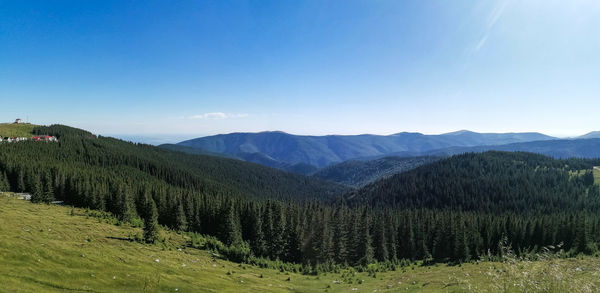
[175,130,555,168]
[579,131,600,139]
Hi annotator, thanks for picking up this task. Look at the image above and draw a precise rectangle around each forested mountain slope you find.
[176,131,554,168]
[161,143,319,174]
[0,124,346,205]
[349,151,600,212]
[159,143,238,159]
[312,156,440,187]
[408,138,600,159]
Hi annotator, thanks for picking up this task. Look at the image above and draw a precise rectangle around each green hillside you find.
[0,124,347,203]
[2,195,599,293]
[0,123,36,138]
[312,156,440,187]
[350,151,600,212]
[160,143,239,159]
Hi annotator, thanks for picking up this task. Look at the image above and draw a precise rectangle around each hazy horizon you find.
[108,129,590,146]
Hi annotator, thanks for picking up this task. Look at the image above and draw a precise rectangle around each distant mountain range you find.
[579,131,600,139]
[171,130,555,168]
[418,138,600,159]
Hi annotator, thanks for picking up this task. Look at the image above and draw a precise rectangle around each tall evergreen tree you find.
[174,199,188,231]
[386,215,398,262]
[143,196,160,244]
[0,171,10,191]
[357,210,374,266]
[30,175,44,203]
[284,207,302,263]
[43,173,55,203]
[574,213,591,254]
[220,201,242,246]
[270,203,286,259]
[332,206,349,263]
[261,203,274,253]
[247,206,266,257]
[373,214,388,262]
[453,218,469,261]
[116,184,136,222]
[17,171,26,193]
[318,215,334,264]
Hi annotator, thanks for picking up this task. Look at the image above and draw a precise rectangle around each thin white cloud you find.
[470,0,510,54]
[188,112,248,120]
[473,34,489,53]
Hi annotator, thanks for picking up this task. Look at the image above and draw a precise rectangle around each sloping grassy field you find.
[0,123,36,138]
[1,194,600,292]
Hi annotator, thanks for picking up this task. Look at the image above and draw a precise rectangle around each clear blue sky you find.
[2,0,599,141]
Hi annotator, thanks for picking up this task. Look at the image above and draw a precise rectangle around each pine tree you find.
[261,202,274,253]
[302,211,322,265]
[400,216,417,260]
[17,171,26,192]
[183,193,195,228]
[284,207,302,263]
[386,215,398,262]
[0,171,10,191]
[30,175,44,203]
[357,210,374,266]
[220,201,242,246]
[453,218,469,262]
[318,216,334,264]
[332,206,349,263]
[43,173,55,203]
[247,206,267,257]
[373,215,388,262]
[143,196,160,244]
[574,213,591,254]
[190,201,202,233]
[174,200,188,231]
[270,203,286,258]
[347,212,360,264]
[116,184,135,222]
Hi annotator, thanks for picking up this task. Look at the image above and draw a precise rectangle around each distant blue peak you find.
[391,132,424,136]
[441,130,476,136]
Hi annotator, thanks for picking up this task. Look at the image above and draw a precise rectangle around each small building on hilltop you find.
[14,118,22,124]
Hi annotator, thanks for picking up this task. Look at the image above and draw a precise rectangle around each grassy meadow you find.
[1,193,600,292]
[0,123,36,138]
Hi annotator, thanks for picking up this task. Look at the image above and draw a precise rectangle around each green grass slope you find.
[0,123,36,138]
[2,195,600,293]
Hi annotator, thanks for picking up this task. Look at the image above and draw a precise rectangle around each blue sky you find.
[1,0,599,142]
